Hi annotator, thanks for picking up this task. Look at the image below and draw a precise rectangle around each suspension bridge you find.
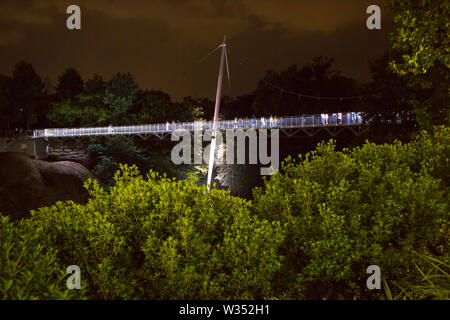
[1,112,372,160]
[32,112,366,140]
[0,36,391,188]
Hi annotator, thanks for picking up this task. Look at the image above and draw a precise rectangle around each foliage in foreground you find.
[252,126,449,299]
[0,216,78,299]
[384,253,449,300]
[1,166,283,299]
[0,127,448,300]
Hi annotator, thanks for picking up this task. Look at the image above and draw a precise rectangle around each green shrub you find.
[0,215,78,299]
[3,127,447,300]
[32,165,284,299]
[409,254,449,300]
[253,126,449,299]
[384,253,450,300]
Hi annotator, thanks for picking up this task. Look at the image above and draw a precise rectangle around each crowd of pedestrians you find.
[320,112,362,125]
[158,112,364,133]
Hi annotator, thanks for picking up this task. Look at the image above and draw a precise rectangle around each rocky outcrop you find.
[40,161,93,201]
[46,153,95,169]
[0,152,93,219]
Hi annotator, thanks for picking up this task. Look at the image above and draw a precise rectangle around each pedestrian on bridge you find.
[261,116,266,127]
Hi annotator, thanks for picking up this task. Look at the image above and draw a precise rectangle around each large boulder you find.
[0,152,93,219]
[40,161,93,200]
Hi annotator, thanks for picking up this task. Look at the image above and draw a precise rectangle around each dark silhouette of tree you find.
[251,57,361,117]
[103,72,139,124]
[179,96,209,121]
[49,73,108,128]
[361,52,418,143]
[55,68,84,99]
[133,90,174,124]
[0,74,14,133]
[85,74,106,95]
[11,61,45,130]
[220,94,255,119]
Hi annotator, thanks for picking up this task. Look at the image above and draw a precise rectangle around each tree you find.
[134,90,175,124]
[389,0,449,77]
[220,94,254,119]
[48,95,109,127]
[178,96,207,121]
[11,61,45,130]
[361,52,418,143]
[103,72,139,124]
[49,74,108,128]
[0,74,14,132]
[85,74,106,95]
[389,0,449,129]
[87,137,152,187]
[55,68,84,99]
[252,57,360,117]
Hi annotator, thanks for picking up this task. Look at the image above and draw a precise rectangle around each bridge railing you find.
[33,112,365,138]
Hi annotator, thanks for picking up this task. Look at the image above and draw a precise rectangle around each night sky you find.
[0,0,393,100]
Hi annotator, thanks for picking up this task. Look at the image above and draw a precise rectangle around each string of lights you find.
[229,47,364,102]
[260,78,363,101]
[86,42,364,128]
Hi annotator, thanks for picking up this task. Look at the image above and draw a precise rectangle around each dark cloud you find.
[0,0,392,100]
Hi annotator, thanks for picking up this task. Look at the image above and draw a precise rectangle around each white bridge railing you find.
[33,112,367,139]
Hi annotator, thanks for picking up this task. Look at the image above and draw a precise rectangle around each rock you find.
[60,154,95,170]
[40,161,93,195]
[0,152,93,220]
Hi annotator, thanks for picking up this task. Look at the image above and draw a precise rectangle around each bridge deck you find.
[33,112,366,139]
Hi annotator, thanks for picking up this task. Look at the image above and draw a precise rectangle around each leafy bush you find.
[0,215,78,299]
[2,127,447,300]
[252,126,449,299]
[31,165,284,299]
[87,136,192,187]
[87,137,152,187]
[384,253,450,300]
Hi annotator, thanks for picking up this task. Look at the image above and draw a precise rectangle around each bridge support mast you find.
[206,35,226,190]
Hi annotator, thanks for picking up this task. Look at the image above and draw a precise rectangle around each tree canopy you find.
[55,68,84,98]
[389,0,449,129]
